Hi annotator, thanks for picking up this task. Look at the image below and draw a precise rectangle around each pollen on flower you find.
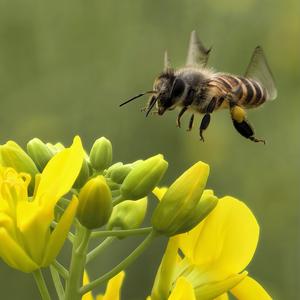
[0,167,30,210]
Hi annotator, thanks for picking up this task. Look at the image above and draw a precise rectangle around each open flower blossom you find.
[150,195,272,300]
[0,136,84,272]
[82,271,125,300]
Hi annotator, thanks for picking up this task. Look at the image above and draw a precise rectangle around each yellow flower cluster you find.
[0,135,272,300]
[0,137,83,272]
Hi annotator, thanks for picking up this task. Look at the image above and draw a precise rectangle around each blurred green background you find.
[0,0,299,299]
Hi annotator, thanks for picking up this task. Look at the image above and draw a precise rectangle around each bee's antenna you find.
[119,91,156,107]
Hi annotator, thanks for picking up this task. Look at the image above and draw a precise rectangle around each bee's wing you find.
[244,46,277,100]
[186,30,211,68]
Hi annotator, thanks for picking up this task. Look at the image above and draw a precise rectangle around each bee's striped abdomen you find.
[211,74,267,109]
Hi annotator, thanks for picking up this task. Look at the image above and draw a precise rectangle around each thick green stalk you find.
[80,230,157,296]
[33,269,51,300]
[64,225,91,300]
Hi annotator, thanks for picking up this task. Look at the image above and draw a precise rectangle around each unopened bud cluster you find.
[0,136,219,235]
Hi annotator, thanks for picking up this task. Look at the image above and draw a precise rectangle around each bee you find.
[120,31,277,143]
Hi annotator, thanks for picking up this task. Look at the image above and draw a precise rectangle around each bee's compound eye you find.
[170,78,185,98]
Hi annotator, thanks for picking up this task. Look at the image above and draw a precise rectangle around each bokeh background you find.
[0,0,299,299]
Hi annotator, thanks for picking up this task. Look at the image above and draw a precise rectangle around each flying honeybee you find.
[120,31,277,143]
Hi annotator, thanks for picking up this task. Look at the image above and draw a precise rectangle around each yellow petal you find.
[151,237,180,299]
[16,201,50,264]
[214,294,229,300]
[152,187,168,201]
[42,196,78,266]
[82,270,94,300]
[169,277,196,300]
[230,276,272,300]
[35,136,84,210]
[97,271,125,300]
[0,228,39,272]
[194,271,248,300]
[179,196,259,279]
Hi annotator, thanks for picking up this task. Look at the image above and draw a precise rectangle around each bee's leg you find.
[176,107,188,128]
[230,105,266,144]
[199,114,211,141]
[199,97,217,141]
[187,114,194,131]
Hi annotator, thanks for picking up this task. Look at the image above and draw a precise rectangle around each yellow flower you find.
[82,271,125,300]
[0,136,84,272]
[151,196,272,300]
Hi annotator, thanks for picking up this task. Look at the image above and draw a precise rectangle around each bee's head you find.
[149,70,185,116]
[152,70,176,115]
[120,69,185,117]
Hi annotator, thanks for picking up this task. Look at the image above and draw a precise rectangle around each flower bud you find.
[110,164,132,184]
[77,176,112,229]
[46,142,65,154]
[73,157,90,189]
[152,162,210,236]
[90,137,112,171]
[107,197,147,230]
[0,141,39,194]
[120,155,168,200]
[27,138,54,172]
[175,190,218,234]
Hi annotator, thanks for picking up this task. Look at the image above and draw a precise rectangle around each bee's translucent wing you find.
[245,46,277,100]
[186,30,211,67]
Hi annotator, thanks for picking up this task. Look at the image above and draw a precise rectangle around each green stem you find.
[52,260,69,280]
[33,269,51,300]
[64,225,91,300]
[91,227,152,239]
[50,266,64,300]
[87,237,116,263]
[80,230,157,296]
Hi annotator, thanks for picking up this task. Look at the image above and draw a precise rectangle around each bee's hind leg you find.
[230,105,265,144]
[176,107,188,128]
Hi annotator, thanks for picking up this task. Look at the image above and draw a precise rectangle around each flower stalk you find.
[33,270,51,300]
[64,224,91,300]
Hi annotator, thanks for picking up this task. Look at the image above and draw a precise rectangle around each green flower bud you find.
[27,138,54,172]
[90,137,112,171]
[120,155,168,200]
[73,157,90,189]
[105,162,123,177]
[107,197,147,230]
[77,176,113,229]
[0,141,39,194]
[110,164,132,184]
[152,161,212,236]
[46,142,65,154]
[174,190,218,234]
